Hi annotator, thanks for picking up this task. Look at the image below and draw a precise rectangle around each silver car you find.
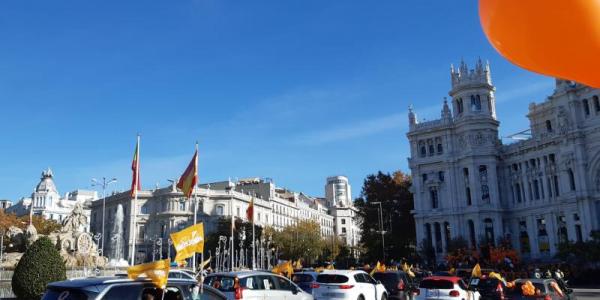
[204,270,313,300]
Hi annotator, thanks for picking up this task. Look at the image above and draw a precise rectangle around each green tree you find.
[271,219,325,265]
[12,236,66,300]
[355,171,415,263]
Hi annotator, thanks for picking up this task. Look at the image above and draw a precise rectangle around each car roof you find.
[48,276,196,288]
[319,270,366,275]
[206,270,276,277]
[423,276,462,283]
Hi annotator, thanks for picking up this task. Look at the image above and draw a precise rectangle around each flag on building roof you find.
[177,146,198,199]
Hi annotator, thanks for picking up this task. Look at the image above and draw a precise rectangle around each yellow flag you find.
[449,267,456,275]
[370,261,381,276]
[472,263,482,278]
[170,223,204,263]
[326,264,335,270]
[128,259,170,289]
[200,256,211,270]
[286,261,294,278]
[293,259,303,270]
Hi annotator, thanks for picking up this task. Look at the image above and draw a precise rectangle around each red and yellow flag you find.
[246,197,254,222]
[171,223,204,263]
[130,137,141,197]
[176,147,198,199]
[128,259,170,288]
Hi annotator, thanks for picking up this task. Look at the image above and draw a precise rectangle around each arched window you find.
[434,222,442,253]
[457,98,464,114]
[425,223,432,243]
[583,99,590,115]
[468,220,476,248]
[471,95,481,111]
[594,96,600,113]
[430,188,439,209]
[215,205,224,215]
[568,169,576,191]
[484,218,495,246]
[420,143,426,157]
[545,120,553,132]
[444,222,451,251]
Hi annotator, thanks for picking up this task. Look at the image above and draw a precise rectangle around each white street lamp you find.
[371,201,387,262]
[92,177,117,256]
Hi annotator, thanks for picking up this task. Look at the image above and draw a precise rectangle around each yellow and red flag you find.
[128,259,170,288]
[177,147,198,199]
[130,137,141,197]
[170,223,204,263]
[246,197,254,222]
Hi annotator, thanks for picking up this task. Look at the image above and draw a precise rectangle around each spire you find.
[441,97,452,120]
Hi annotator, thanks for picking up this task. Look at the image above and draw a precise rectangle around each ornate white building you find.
[89,176,361,264]
[7,168,98,223]
[407,59,600,260]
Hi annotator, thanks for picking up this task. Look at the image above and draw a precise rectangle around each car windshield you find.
[316,274,349,284]
[373,273,398,286]
[419,279,454,289]
[42,288,94,300]
[292,274,314,283]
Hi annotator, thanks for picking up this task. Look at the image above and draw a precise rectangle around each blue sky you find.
[0,1,555,201]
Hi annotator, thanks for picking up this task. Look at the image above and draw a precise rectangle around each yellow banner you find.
[171,223,205,263]
[472,263,482,278]
[128,259,170,288]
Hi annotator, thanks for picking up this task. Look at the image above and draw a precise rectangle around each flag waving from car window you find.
[171,223,205,264]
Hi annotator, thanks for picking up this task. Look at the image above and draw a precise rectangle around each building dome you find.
[35,168,59,194]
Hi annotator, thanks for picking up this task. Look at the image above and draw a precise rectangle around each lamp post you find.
[92,177,117,256]
[371,201,386,262]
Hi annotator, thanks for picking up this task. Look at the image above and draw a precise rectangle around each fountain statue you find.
[107,204,128,267]
[49,202,107,268]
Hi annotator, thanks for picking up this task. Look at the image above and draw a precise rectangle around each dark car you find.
[291,272,318,294]
[505,278,576,300]
[470,277,506,300]
[42,277,226,300]
[372,271,413,300]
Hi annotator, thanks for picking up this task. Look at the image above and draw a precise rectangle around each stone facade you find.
[407,59,600,261]
[89,176,360,264]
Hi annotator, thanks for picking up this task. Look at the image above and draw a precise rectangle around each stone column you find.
[527,215,540,258]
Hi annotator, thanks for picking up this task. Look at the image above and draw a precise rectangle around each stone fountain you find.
[1,203,108,269]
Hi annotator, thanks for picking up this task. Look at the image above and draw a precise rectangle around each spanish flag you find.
[130,136,141,197]
[128,259,170,288]
[246,197,254,222]
[177,145,198,199]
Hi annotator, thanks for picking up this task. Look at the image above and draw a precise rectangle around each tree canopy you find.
[355,171,415,263]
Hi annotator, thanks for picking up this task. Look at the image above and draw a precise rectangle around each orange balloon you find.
[479,0,600,88]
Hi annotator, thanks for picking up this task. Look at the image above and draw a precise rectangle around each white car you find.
[312,270,388,300]
[169,269,197,280]
[415,276,480,300]
[204,270,313,300]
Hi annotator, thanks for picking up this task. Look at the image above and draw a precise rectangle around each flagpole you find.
[252,196,256,270]
[230,197,234,271]
[131,134,140,266]
[192,142,199,273]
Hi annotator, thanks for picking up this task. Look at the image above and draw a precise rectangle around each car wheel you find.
[381,294,387,300]
[357,296,365,300]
